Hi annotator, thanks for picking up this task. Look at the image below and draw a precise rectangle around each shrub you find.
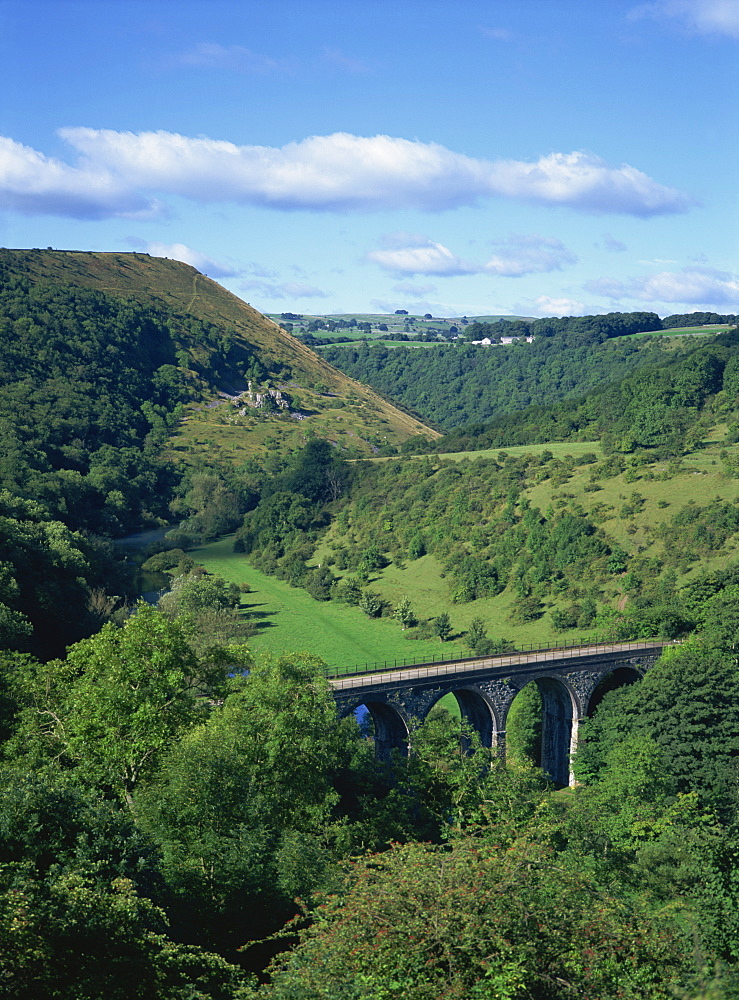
[358,590,384,618]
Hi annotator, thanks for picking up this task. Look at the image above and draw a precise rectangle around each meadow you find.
[191,426,739,669]
[189,537,473,671]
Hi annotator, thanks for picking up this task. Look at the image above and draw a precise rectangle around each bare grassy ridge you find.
[6,249,438,462]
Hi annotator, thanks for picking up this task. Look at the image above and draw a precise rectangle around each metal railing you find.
[326,637,668,688]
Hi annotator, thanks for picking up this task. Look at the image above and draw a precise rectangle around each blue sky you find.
[1,0,737,317]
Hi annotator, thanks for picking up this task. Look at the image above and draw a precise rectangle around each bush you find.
[304,566,335,601]
[358,590,384,618]
[551,606,579,631]
[508,596,543,624]
[334,577,362,605]
[404,621,436,640]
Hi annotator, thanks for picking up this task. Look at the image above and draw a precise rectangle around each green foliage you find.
[261,832,690,999]
[574,644,739,811]
[392,596,417,629]
[433,610,452,640]
[141,548,196,576]
[173,473,248,541]
[506,684,543,765]
[0,769,254,999]
[11,604,244,803]
[0,271,192,535]
[358,590,384,618]
[158,571,252,650]
[465,616,487,651]
[376,326,739,459]
[135,653,348,951]
[508,595,544,624]
[322,312,688,431]
[0,491,128,657]
[159,572,241,617]
[304,565,335,601]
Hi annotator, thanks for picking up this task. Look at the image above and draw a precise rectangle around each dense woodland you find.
[321,310,735,430]
[4,255,739,996]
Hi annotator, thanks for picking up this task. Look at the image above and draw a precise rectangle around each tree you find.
[506,684,542,766]
[358,590,383,618]
[158,572,241,617]
[157,571,252,651]
[465,616,487,652]
[408,534,426,559]
[304,565,335,601]
[574,643,739,812]
[135,653,349,953]
[433,611,452,641]
[261,833,690,999]
[14,604,247,805]
[280,439,347,503]
[392,596,416,629]
[0,767,255,999]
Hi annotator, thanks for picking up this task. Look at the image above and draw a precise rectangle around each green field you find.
[191,534,591,672]
[432,441,603,462]
[315,340,438,349]
[618,325,731,339]
[190,537,473,672]
[190,426,739,670]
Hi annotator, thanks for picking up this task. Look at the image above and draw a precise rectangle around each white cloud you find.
[367,235,476,275]
[528,295,588,317]
[632,266,739,305]
[368,232,577,279]
[139,241,238,277]
[0,128,696,219]
[483,234,577,276]
[0,136,157,219]
[586,265,739,309]
[484,149,694,215]
[630,1,739,38]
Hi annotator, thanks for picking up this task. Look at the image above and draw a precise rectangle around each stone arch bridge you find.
[331,640,666,787]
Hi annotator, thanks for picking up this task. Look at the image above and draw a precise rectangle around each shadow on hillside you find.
[242,603,279,631]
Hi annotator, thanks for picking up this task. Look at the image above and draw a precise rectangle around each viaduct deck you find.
[331,639,667,787]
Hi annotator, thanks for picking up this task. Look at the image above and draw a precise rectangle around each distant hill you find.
[320,327,699,430]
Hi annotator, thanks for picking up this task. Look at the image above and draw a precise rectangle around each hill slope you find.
[0,249,436,655]
[321,330,700,430]
[0,249,438,461]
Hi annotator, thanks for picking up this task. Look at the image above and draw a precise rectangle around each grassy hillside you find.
[191,426,739,668]
[1,249,438,462]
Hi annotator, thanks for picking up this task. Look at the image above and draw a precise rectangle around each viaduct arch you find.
[332,641,664,787]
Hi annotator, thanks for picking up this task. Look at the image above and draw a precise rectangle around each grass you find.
[436,441,603,462]
[315,340,438,349]
[361,441,603,464]
[191,539,588,672]
[190,426,739,668]
[617,325,731,339]
[190,538,471,672]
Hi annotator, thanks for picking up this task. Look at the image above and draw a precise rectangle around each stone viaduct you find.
[331,640,666,787]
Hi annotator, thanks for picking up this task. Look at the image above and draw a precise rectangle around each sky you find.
[1,0,737,319]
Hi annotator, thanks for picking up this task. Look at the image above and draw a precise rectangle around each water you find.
[114,525,177,603]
